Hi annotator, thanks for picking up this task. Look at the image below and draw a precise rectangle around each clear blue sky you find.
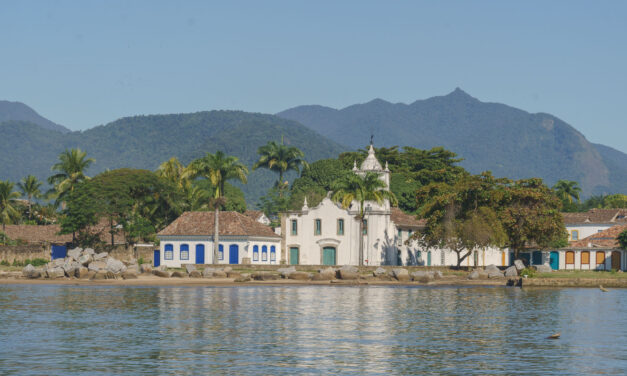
[1,1,625,152]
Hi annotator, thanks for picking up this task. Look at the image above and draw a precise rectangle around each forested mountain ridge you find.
[0,111,346,204]
[0,100,70,133]
[277,88,627,196]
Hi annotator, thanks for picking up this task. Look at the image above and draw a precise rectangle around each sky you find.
[1,0,626,152]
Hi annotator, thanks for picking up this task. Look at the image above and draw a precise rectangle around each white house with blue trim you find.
[156,211,281,267]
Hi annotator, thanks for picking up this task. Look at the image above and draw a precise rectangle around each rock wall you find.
[0,245,49,263]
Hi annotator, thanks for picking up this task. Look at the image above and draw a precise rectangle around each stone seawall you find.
[0,245,50,263]
[522,278,627,288]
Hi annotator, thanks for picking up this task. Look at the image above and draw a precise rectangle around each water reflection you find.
[0,285,626,375]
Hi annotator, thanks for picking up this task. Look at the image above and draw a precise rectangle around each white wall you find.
[566,224,613,242]
[558,249,624,271]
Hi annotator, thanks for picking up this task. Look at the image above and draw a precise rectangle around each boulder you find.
[67,247,83,261]
[476,269,489,280]
[504,266,518,277]
[185,264,196,274]
[534,264,552,273]
[189,270,202,278]
[373,267,387,276]
[91,270,108,280]
[252,272,279,281]
[88,261,106,272]
[50,258,65,268]
[392,268,410,282]
[140,264,153,273]
[93,252,108,261]
[46,267,65,279]
[75,267,89,279]
[226,271,241,279]
[467,270,480,280]
[106,258,127,274]
[171,271,187,278]
[83,248,95,256]
[485,264,500,273]
[277,266,296,278]
[22,264,41,279]
[288,271,311,280]
[62,260,80,277]
[337,269,359,280]
[125,264,140,274]
[85,271,96,280]
[153,270,171,278]
[488,269,505,279]
[235,274,251,282]
[121,271,138,279]
[155,265,168,272]
[223,266,233,273]
[312,272,334,281]
[105,271,116,279]
[375,274,394,281]
[514,259,525,271]
[202,267,216,278]
[411,271,434,283]
[433,270,444,280]
[212,270,227,278]
[78,254,92,266]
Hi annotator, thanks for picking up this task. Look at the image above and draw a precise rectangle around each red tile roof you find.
[569,224,627,249]
[390,207,426,229]
[563,209,627,225]
[158,211,280,238]
[244,210,264,221]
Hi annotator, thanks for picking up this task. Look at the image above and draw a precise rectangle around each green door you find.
[290,247,299,265]
[427,251,432,266]
[322,247,336,265]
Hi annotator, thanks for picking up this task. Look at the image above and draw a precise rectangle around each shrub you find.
[138,257,144,265]
[23,258,47,267]
[0,260,9,266]
[11,259,24,267]
[520,267,536,278]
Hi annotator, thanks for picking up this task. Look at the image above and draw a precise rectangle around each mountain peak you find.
[444,87,477,101]
[0,100,70,133]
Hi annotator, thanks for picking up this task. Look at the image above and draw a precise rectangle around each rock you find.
[375,274,394,281]
[433,270,443,280]
[106,258,127,274]
[411,270,434,283]
[485,264,500,273]
[212,270,227,278]
[46,267,65,279]
[202,267,216,278]
[514,259,525,271]
[105,271,116,279]
[337,269,359,280]
[189,270,202,278]
[340,265,358,273]
[85,271,96,280]
[467,270,480,280]
[125,264,140,274]
[50,258,65,268]
[185,264,196,274]
[140,264,153,273]
[476,269,489,280]
[155,265,168,271]
[373,267,387,276]
[93,252,108,261]
[534,264,552,273]
[22,264,41,279]
[277,266,296,278]
[121,271,138,279]
[75,267,89,279]
[67,247,82,260]
[488,269,505,279]
[223,266,233,273]
[504,266,518,277]
[252,272,279,281]
[153,270,171,278]
[234,275,251,282]
[78,254,92,266]
[312,272,334,281]
[91,270,108,280]
[62,260,80,277]
[88,261,106,272]
[226,271,241,279]
[288,271,311,280]
[83,248,95,256]
[392,268,410,282]
[171,271,187,278]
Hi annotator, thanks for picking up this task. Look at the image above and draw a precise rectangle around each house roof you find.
[390,207,426,230]
[563,209,627,225]
[158,211,280,238]
[244,210,265,221]
[569,224,627,249]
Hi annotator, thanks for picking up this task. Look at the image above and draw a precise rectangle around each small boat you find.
[547,333,561,340]
[600,285,609,292]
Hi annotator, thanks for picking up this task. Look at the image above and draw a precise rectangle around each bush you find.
[138,257,144,265]
[11,259,24,267]
[24,258,48,267]
[0,260,9,266]
[520,267,536,278]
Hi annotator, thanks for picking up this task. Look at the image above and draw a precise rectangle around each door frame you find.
[322,246,337,266]
[289,247,299,265]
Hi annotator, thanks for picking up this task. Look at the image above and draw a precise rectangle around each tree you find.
[0,180,20,233]
[415,173,507,267]
[552,180,581,210]
[332,172,397,266]
[184,151,248,264]
[253,139,307,195]
[601,194,627,209]
[17,175,43,220]
[48,148,95,208]
[618,230,627,250]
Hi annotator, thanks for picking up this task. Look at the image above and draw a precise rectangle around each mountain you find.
[0,100,70,133]
[277,88,627,196]
[0,111,346,204]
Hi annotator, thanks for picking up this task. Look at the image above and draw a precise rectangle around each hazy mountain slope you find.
[278,88,621,196]
[0,100,70,133]
[0,111,346,205]
[592,143,627,195]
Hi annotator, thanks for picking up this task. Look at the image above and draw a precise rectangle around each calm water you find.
[0,285,625,375]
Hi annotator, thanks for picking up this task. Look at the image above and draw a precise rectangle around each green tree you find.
[618,230,627,250]
[332,172,397,266]
[48,148,95,207]
[253,139,307,195]
[184,151,248,263]
[552,180,581,211]
[602,194,627,209]
[17,175,43,220]
[0,180,20,234]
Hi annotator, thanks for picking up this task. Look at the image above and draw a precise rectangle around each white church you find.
[282,145,508,267]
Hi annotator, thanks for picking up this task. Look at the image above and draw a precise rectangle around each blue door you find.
[229,244,239,264]
[51,245,67,260]
[195,244,205,264]
[549,251,559,270]
[154,250,160,267]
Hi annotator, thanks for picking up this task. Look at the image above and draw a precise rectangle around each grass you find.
[537,270,627,279]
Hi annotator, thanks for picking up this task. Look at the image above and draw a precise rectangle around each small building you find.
[563,209,627,243]
[245,210,271,226]
[156,211,281,267]
[559,224,627,271]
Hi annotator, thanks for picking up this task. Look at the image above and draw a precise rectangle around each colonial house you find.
[558,224,626,271]
[563,208,627,243]
[156,211,281,268]
[282,145,507,267]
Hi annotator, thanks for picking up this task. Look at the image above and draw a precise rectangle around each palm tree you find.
[552,180,581,204]
[17,175,43,220]
[0,180,20,234]
[48,148,95,206]
[253,139,307,194]
[184,151,248,264]
[157,157,188,189]
[332,172,397,266]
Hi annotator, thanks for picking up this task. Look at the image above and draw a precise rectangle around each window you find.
[596,251,605,265]
[270,246,276,262]
[291,220,298,235]
[164,244,173,260]
[180,244,189,260]
[362,219,368,235]
[262,246,268,261]
[581,251,590,265]
[566,251,575,265]
[571,230,579,241]
[218,244,224,260]
[408,230,413,238]
[253,245,259,261]
[337,219,344,235]
[314,219,321,235]
[397,229,402,239]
